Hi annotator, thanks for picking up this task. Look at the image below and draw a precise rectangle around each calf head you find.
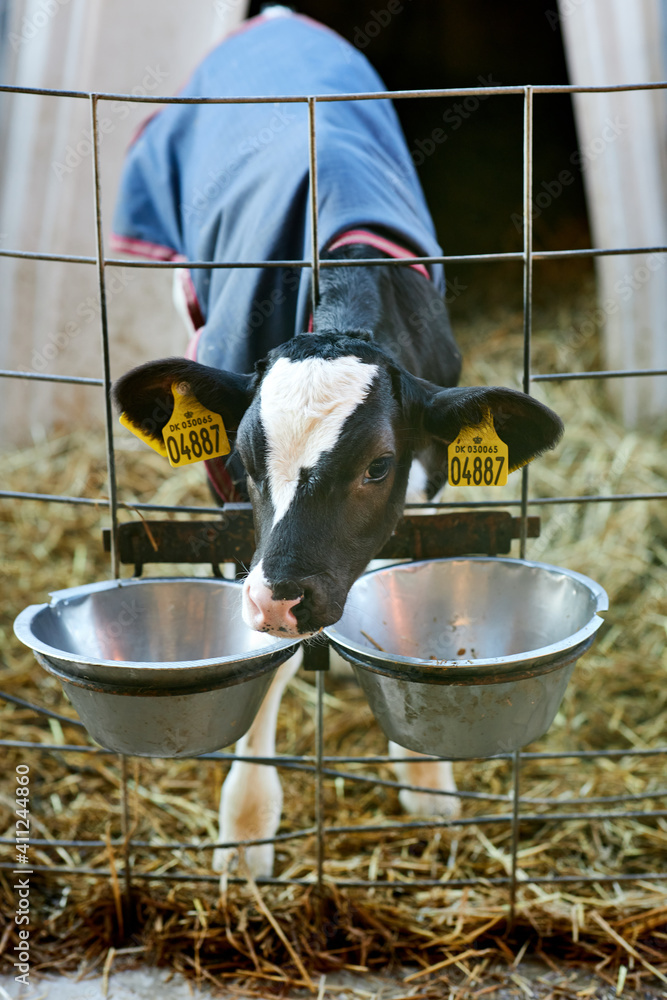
[114,333,563,638]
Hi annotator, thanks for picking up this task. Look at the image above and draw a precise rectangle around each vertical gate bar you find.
[120,754,133,908]
[513,86,533,917]
[519,87,534,559]
[308,93,325,901]
[90,94,120,579]
[508,750,521,928]
[307,96,320,312]
[315,670,325,893]
[93,93,129,906]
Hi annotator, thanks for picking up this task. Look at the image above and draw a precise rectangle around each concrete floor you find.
[0,969,407,1000]
[1,970,213,1000]
[0,968,400,1000]
[1,963,664,999]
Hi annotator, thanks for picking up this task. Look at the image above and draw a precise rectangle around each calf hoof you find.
[213,842,275,880]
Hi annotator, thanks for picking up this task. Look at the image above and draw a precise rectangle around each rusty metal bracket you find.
[102,507,540,576]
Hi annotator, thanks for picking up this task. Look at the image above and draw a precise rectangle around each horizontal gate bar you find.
[1,79,665,102]
[3,735,665,762]
[2,862,664,889]
[2,244,666,268]
[5,808,666,854]
[533,368,667,383]
[4,489,665,511]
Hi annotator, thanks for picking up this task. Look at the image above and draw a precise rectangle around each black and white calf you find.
[112,9,563,876]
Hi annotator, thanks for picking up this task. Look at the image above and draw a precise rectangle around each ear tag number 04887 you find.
[448,410,508,487]
[162,383,230,468]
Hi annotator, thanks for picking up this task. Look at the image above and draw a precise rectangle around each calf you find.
[112,9,563,876]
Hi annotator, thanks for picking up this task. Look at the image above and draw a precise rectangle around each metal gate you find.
[1,76,666,933]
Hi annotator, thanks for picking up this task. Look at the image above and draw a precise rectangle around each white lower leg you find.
[389,742,460,818]
[213,649,302,878]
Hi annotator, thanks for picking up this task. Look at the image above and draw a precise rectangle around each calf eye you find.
[364,455,393,482]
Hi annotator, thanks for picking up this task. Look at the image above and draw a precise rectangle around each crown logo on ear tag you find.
[448,409,509,487]
[161,382,231,468]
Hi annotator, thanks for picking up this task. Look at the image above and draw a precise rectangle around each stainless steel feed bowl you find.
[14,577,300,757]
[324,557,608,758]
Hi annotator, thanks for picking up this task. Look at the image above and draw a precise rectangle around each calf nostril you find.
[271,579,304,602]
[283,599,300,628]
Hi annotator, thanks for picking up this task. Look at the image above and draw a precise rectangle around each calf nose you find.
[243,574,303,635]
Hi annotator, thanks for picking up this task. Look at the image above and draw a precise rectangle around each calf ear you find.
[112,358,255,444]
[422,385,563,471]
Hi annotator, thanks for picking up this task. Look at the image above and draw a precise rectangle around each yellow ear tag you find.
[448,409,509,487]
[119,412,169,458]
[161,382,231,468]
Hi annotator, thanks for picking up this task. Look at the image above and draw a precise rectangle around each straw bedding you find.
[1,280,666,997]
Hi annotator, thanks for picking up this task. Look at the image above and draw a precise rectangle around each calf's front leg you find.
[213,648,302,879]
[387,460,461,819]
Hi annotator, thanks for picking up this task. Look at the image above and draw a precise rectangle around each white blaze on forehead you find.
[260,355,378,524]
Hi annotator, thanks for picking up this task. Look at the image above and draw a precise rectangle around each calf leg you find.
[388,460,460,817]
[213,648,302,879]
[331,653,460,817]
[389,743,461,818]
